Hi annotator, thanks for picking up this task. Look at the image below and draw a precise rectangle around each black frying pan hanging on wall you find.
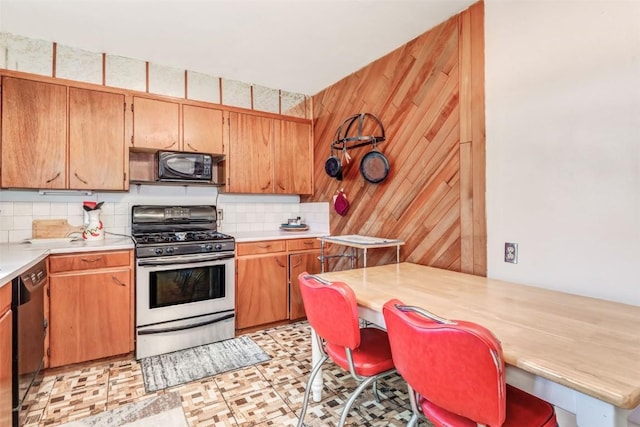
[359,140,389,184]
[324,146,343,180]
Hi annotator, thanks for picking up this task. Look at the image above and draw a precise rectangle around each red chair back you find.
[298,273,361,350]
[383,299,507,426]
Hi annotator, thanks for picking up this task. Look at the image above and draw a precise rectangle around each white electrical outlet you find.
[504,242,518,264]
[217,209,223,221]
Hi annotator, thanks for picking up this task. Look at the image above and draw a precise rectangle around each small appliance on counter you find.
[280,217,309,231]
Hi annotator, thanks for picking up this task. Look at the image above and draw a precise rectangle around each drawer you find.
[49,250,132,273]
[236,240,286,256]
[287,238,321,252]
[0,283,11,315]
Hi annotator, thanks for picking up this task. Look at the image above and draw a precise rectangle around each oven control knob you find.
[204,244,213,251]
[214,243,223,251]
[154,248,163,255]
[165,247,175,254]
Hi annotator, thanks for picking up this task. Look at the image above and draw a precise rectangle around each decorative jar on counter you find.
[82,209,104,240]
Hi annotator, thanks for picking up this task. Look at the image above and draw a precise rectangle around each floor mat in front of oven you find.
[139,336,271,392]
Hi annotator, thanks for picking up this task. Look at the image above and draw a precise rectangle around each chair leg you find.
[372,378,381,403]
[406,412,420,427]
[337,375,379,427]
[406,383,422,427]
[296,354,328,427]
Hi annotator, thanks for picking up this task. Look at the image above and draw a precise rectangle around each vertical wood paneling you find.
[304,1,485,274]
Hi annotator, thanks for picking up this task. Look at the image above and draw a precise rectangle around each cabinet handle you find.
[163,141,177,149]
[186,143,199,152]
[74,172,88,185]
[277,182,285,190]
[258,244,271,249]
[80,257,103,263]
[260,181,271,190]
[276,259,285,268]
[111,276,126,287]
[303,241,314,245]
[291,258,302,268]
[46,172,61,183]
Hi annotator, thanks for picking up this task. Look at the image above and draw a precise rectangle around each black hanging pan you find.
[324,146,343,180]
[359,139,389,184]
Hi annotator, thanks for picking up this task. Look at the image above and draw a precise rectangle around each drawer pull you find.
[303,241,314,245]
[81,257,103,263]
[258,244,271,249]
[111,276,126,287]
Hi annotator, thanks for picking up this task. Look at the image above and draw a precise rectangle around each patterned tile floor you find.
[21,321,428,426]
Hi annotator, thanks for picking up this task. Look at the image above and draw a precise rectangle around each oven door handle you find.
[137,312,235,335]
[137,253,234,266]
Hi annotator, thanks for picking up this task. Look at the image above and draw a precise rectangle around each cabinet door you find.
[289,251,321,320]
[132,96,180,150]
[1,77,67,188]
[236,254,287,329]
[275,120,313,195]
[69,88,126,190]
[228,112,274,193]
[0,308,11,427]
[183,105,224,154]
[49,269,131,367]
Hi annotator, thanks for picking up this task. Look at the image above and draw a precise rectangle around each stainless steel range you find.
[132,205,235,359]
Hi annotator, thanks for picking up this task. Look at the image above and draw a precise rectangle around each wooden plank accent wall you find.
[302,1,486,275]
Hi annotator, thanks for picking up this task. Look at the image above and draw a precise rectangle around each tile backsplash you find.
[0,201,329,243]
[0,201,130,242]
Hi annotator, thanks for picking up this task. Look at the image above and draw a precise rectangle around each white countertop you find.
[0,237,134,286]
[232,229,329,243]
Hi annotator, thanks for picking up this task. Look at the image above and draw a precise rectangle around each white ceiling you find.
[0,0,476,95]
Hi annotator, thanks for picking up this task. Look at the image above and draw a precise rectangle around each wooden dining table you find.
[313,262,640,427]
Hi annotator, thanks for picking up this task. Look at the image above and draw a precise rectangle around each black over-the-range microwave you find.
[156,151,214,182]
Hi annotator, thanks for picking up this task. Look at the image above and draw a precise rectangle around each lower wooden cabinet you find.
[287,239,322,320]
[236,241,288,330]
[236,238,322,330]
[0,283,12,427]
[48,250,133,367]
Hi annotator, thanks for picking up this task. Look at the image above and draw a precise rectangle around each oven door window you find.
[149,264,225,308]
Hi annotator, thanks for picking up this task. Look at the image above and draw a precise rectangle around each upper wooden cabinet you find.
[228,112,275,193]
[132,97,224,154]
[183,104,224,154]
[1,77,67,189]
[227,112,312,195]
[0,76,127,190]
[132,96,180,151]
[276,120,312,195]
[69,87,127,190]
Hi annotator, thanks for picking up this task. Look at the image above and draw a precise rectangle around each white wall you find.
[485,1,640,306]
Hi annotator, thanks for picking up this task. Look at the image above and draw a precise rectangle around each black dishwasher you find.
[12,260,47,427]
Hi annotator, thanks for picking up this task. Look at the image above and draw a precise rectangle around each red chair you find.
[296,273,396,427]
[382,299,558,427]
